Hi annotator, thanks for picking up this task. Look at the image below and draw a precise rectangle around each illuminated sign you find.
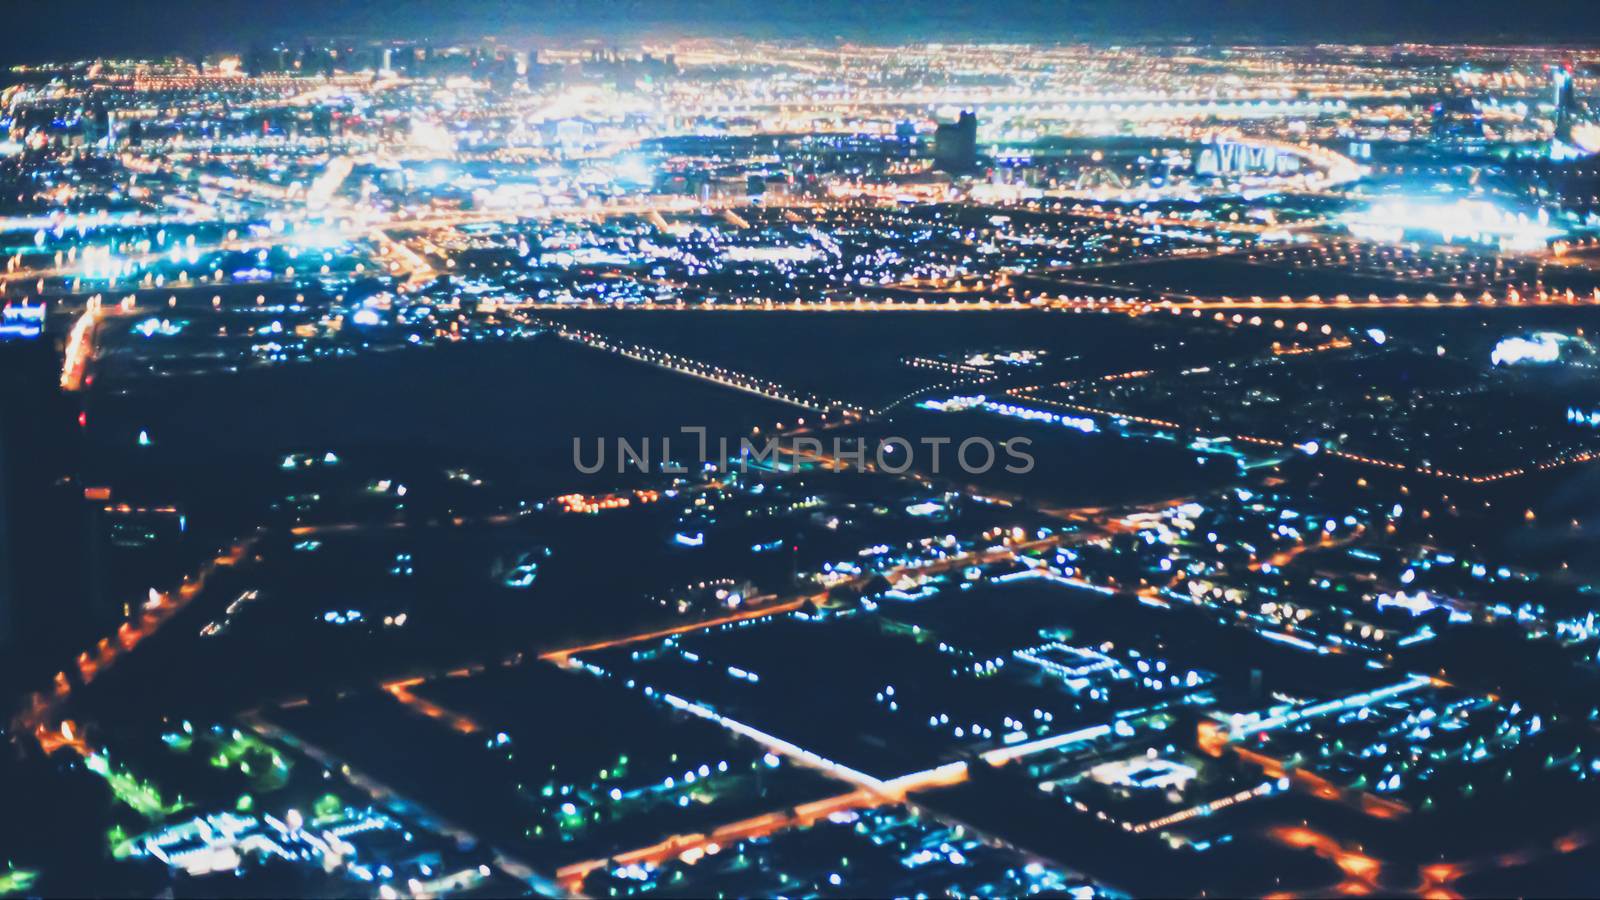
[0,303,44,340]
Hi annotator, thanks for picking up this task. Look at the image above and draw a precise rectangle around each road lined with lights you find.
[540,318,865,416]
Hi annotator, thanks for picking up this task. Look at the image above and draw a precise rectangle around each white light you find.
[1491,334,1562,366]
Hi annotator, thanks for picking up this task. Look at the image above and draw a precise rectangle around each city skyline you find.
[11,0,1600,63]
[5,10,1600,899]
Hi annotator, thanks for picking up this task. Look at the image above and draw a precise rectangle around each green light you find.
[107,824,136,859]
[86,752,186,820]
[314,793,341,819]
[0,868,39,896]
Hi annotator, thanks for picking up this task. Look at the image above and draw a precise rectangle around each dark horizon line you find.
[7,0,1600,67]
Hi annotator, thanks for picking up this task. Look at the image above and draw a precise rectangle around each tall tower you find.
[0,388,13,646]
[1554,62,1579,146]
[0,304,50,646]
[934,111,979,174]
[0,303,86,656]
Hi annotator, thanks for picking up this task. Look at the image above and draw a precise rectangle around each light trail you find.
[1225,674,1438,740]
[538,597,810,664]
[381,678,482,734]
[11,536,260,752]
[59,299,102,391]
[551,788,880,892]
[544,320,863,415]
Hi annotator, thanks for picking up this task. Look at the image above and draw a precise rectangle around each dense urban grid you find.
[5,26,1600,899]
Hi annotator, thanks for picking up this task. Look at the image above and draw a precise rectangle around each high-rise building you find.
[1430,96,1485,143]
[1554,63,1579,145]
[80,103,110,147]
[1549,61,1600,161]
[0,304,50,647]
[933,111,979,173]
[0,304,87,657]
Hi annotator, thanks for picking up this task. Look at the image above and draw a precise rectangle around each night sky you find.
[5,0,1600,65]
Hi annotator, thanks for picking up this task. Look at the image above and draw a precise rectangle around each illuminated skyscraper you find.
[1554,62,1579,144]
[1549,61,1600,159]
